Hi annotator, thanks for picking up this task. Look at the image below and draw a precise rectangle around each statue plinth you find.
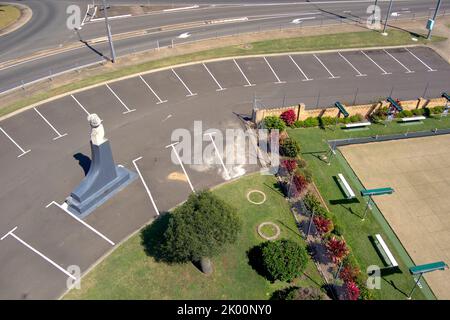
[65,114,136,218]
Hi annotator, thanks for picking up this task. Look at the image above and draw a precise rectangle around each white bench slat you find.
[345,121,371,128]
[375,234,398,267]
[401,116,426,122]
[338,173,355,198]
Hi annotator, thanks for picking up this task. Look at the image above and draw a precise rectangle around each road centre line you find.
[288,55,313,81]
[338,52,367,77]
[171,68,197,97]
[263,57,286,84]
[233,59,255,87]
[383,49,414,73]
[46,201,115,246]
[132,157,160,216]
[138,75,168,104]
[1,226,76,280]
[105,84,136,114]
[0,126,31,158]
[33,108,67,141]
[313,54,340,79]
[203,63,226,91]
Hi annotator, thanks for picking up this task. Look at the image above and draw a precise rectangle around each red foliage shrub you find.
[313,216,332,235]
[290,174,309,197]
[280,109,297,126]
[344,281,360,300]
[326,237,349,263]
[339,264,361,283]
[281,159,297,173]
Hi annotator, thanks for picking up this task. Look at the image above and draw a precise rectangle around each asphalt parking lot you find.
[0,46,449,299]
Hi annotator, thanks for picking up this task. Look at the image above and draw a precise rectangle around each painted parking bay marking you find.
[139,75,168,104]
[1,226,76,280]
[383,49,414,73]
[166,142,195,193]
[171,68,197,97]
[0,126,31,158]
[404,48,436,72]
[105,84,136,114]
[33,108,67,141]
[361,51,391,75]
[313,54,340,79]
[338,52,367,77]
[288,55,312,81]
[263,57,286,84]
[233,59,255,87]
[71,94,90,115]
[46,201,115,246]
[203,63,226,91]
[132,157,160,216]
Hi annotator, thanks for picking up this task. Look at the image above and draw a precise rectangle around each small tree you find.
[281,159,297,174]
[313,216,333,235]
[280,109,297,127]
[260,239,308,282]
[162,191,241,274]
[263,116,286,132]
[326,237,349,263]
[279,137,301,158]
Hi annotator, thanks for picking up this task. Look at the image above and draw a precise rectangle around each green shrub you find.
[349,114,363,123]
[396,110,413,118]
[260,239,309,282]
[411,108,425,116]
[370,107,388,122]
[303,192,329,218]
[280,137,301,158]
[431,106,445,114]
[332,223,344,236]
[272,286,329,300]
[301,168,313,183]
[293,120,304,128]
[263,116,286,131]
[303,117,319,128]
[297,158,307,169]
[319,116,335,127]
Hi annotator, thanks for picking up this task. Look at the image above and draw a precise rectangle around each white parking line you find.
[288,55,313,81]
[165,142,195,193]
[1,226,76,280]
[263,57,286,84]
[361,51,391,75]
[132,157,159,216]
[203,63,226,91]
[233,59,255,87]
[404,48,436,72]
[105,84,136,114]
[138,75,168,104]
[313,54,340,79]
[46,201,115,246]
[0,126,31,158]
[204,132,231,180]
[383,49,414,73]
[33,108,67,141]
[171,68,197,97]
[71,94,90,115]
[338,52,367,77]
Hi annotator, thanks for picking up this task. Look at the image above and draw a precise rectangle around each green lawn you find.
[65,174,324,299]
[0,5,20,30]
[287,116,450,300]
[2,29,445,118]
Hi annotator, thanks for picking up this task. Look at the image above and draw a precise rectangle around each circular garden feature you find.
[257,222,281,241]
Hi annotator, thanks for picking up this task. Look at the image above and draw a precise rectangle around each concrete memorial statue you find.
[65,114,136,218]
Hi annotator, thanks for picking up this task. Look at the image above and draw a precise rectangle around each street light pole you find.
[382,0,394,35]
[372,0,379,24]
[102,0,116,63]
[427,0,442,39]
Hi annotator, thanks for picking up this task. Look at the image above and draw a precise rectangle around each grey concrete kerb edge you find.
[0,43,426,122]
[247,190,266,205]
[0,2,32,37]
[257,222,280,241]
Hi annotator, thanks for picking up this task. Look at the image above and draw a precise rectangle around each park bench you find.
[400,116,426,123]
[374,234,399,269]
[336,173,356,199]
[344,121,371,129]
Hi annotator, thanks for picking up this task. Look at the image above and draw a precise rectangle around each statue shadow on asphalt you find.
[73,153,91,176]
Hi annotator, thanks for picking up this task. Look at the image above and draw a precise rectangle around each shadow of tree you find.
[140,213,173,263]
[247,244,271,281]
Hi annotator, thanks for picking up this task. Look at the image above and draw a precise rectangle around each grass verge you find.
[0,5,20,30]
[64,174,324,299]
[287,116,450,300]
[1,29,446,118]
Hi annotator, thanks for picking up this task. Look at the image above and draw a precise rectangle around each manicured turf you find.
[287,116,450,300]
[0,5,20,30]
[64,174,324,299]
[1,29,445,118]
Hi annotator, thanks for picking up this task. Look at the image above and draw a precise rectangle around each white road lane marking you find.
[46,201,115,246]
[203,63,226,91]
[0,126,31,158]
[165,142,195,193]
[204,132,231,180]
[404,48,436,72]
[33,108,67,141]
[1,226,76,280]
[288,55,313,81]
[105,84,136,114]
[71,94,90,115]
[171,68,198,97]
[313,54,340,79]
[233,59,255,87]
[338,52,367,77]
[361,51,391,75]
[132,157,160,216]
[263,57,286,84]
[383,49,414,73]
[139,75,168,104]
